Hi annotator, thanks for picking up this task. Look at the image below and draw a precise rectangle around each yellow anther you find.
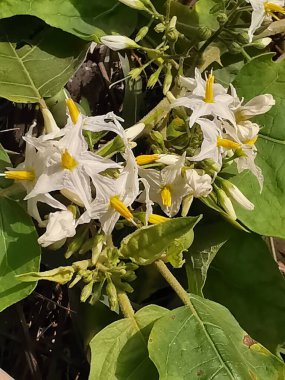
[61,149,78,170]
[135,154,160,166]
[66,98,80,124]
[4,170,35,181]
[217,137,241,150]
[204,73,215,103]
[264,2,285,19]
[148,214,169,224]
[244,136,258,146]
[110,196,133,221]
[160,186,172,207]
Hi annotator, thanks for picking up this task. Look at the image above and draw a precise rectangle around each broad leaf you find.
[0,144,12,189]
[186,221,236,296]
[204,231,285,353]
[0,17,88,103]
[89,305,168,380]
[149,294,285,379]
[232,54,285,237]
[119,216,201,265]
[0,198,41,311]
[0,0,136,41]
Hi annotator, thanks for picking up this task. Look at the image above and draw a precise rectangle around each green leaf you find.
[0,198,41,311]
[0,1,137,41]
[119,216,202,265]
[148,294,285,379]
[204,231,285,353]
[89,305,168,380]
[186,221,236,296]
[0,17,88,103]
[232,54,285,237]
[0,144,12,189]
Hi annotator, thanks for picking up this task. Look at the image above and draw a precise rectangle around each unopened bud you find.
[106,279,118,311]
[237,32,249,44]
[101,35,140,51]
[181,194,194,217]
[163,63,173,95]
[80,281,94,302]
[198,26,212,40]
[118,281,134,293]
[250,37,272,49]
[215,186,237,220]
[217,13,228,25]
[228,42,243,53]
[92,234,105,265]
[65,225,89,259]
[218,178,254,210]
[40,106,60,134]
[129,66,144,80]
[147,65,163,88]
[135,26,149,42]
[154,22,165,33]
[89,281,105,305]
[121,271,137,282]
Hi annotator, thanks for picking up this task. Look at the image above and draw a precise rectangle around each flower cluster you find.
[2,67,274,248]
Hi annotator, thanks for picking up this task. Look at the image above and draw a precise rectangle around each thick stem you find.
[153,260,191,306]
[117,290,135,318]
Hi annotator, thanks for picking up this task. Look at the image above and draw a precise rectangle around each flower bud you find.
[163,63,173,95]
[89,281,105,305]
[129,66,144,80]
[106,279,118,311]
[228,42,243,53]
[181,194,194,217]
[40,106,60,135]
[118,0,149,10]
[154,23,165,33]
[219,178,254,210]
[198,26,212,40]
[92,234,105,265]
[147,65,163,88]
[101,35,140,51]
[217,13,228,25]
[65,225,89,259]
[250,38,272,49]
[215,187,237,220]
[237,32,249,44]
[80,281,94,302]
[135,26,149,42]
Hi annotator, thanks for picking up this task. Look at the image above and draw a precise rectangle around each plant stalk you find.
[117,290,135,318]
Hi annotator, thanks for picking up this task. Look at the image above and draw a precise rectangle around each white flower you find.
[38,209,76,247]
[135,153,180,166]
[1,124,66,226]
[139,154,189,216]
[26,114,120,210]
[82,148,139,235]
[185,169,213,197]
[247,0,285,42]
[100,36,140,51]
[172,69,236,127]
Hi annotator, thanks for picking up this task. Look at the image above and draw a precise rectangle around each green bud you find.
[68,274,82,288]
[147,65,163,88]
[106,279,118,311]
[89,280,105,305]
[215,186,237,220]
[228,42,243,54]
[216,13,228,25]
[92,234,105,265]
[129,66,144,80]
[198,26,212,40]
[118,281,134,293]
[79,238,94,255]
[250,37,272,49]
[181,194,194,217]
[135,26,149,42]
[125,263,139,271]
[237,32,249,44]
[65,225,89,259]
[80,281,94,302]
[121,271,137,282]
[72,259,91,271]
[163,63,173,95]
[16,266,75,284]
[154,23,165,33]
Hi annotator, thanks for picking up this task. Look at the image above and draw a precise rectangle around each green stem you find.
[117,290,135,318]
[153,260,191,306]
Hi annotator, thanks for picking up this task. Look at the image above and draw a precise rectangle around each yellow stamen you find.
[110,196,133,221]
[4,170,35,181]
[135,154,160,166]
[66,98,80,124]
[204,74,215,103]
[217,137,241,150]
[244,136,258,146]
[148,214,169,224]
[160,186,172,207]
[264,2,285,20]
[61,149,78,170]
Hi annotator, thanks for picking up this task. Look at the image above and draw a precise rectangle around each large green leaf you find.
[0,17,88,103]
[186,221,236,296]
[232,54,285,237]
[89,305,168,380]
[0,0,136,41]
[148,294,285,379]
[119,216,201,266]
[204,231,285,353]
[0,198,41,311]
